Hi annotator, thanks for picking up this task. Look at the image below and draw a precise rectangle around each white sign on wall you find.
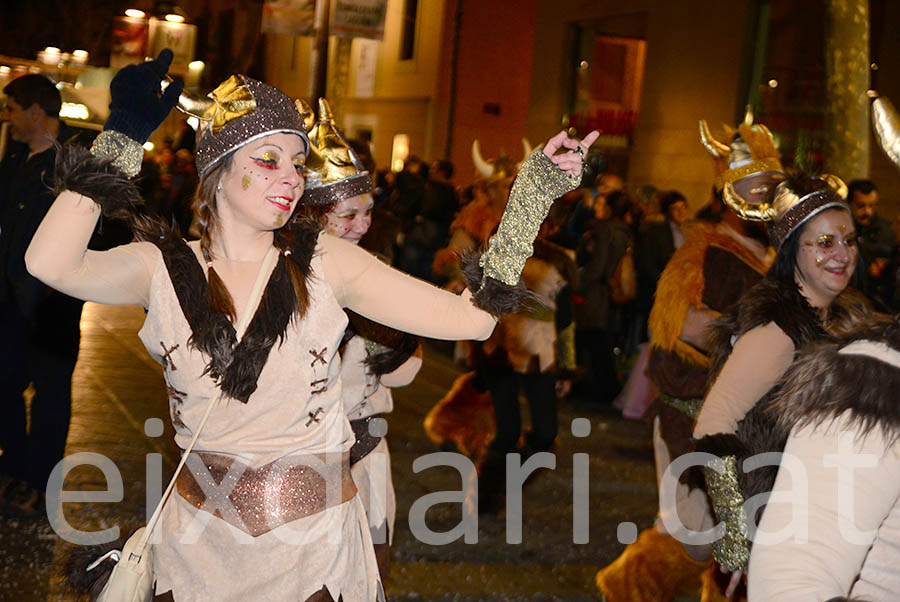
[354,38,379,98]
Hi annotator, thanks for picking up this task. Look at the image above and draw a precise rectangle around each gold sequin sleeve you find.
[90,130,145,178]
[479,150,581,287]
[704,455,751,571]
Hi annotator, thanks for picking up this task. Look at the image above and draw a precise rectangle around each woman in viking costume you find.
[305,97,422,579]
[692,170,875,596]
[741,92,900,602]
[596,119,779,602]
[26,51,598,600]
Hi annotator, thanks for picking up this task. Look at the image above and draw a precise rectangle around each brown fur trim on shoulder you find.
[706,278,824,383]
[770,319,900,445]
[155,220,319,402]
[460,250,537,316]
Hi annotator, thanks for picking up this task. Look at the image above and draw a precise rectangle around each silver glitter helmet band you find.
[302,172,372,206]
[766,188,849,250]
[192,75,309,177]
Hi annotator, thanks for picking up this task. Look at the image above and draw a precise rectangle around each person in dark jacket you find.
[0,74,127,513]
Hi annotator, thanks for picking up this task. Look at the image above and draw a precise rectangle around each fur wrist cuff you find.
[55,143,146,222]
[461,251,536,316]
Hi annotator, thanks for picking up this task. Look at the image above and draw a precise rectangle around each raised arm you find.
[324,129,598,340]
[25,191,156,306]
[27,50,181,307]
[322,233,497,340]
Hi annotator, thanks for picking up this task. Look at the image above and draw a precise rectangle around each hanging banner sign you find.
[262,0,317,36]
[332,0,388,40]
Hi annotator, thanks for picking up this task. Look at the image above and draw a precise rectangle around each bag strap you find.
[132,246,280,558]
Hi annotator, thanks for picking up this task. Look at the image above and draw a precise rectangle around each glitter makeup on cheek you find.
[274,214,284,227]
[242,175,251,190]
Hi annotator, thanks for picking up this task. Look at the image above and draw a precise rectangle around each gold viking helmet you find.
[699,116,847,248]
[300,98,372,205]
[700,117,783,221]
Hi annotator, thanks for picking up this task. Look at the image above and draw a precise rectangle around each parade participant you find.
[693,172,873,595]
[596,119,779,602]
[304,97,422,578]
[737,91,900,602]
[746,322,900,601]
[425,143,578,511]
[27,51,597,601]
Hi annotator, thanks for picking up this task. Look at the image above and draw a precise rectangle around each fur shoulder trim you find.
[770,318,900,444]
[649,223,757,367]
[155,219,319,402]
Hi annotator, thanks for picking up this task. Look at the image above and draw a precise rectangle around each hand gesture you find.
[105,49,184,143]
[542,130,601,178]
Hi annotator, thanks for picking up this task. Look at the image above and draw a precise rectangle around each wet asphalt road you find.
[0,303,670,601]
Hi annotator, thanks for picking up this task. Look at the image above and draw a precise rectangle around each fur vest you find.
[696,277,877,523]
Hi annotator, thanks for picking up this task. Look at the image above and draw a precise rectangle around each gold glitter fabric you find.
[175,451,356,537]
[194,75,308,177]
[704,455,751,571]
[658,392,704,419]
[90,130,145,178]
[480,150,580,286]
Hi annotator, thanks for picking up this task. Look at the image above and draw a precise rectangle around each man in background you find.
[848,179,893,306]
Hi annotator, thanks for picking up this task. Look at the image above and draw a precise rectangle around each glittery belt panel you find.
[175,451,356,537]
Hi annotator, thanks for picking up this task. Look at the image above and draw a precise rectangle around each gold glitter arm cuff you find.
[90,130,144,178]
[479,150,581,287]
[704,454,751,571]
[557,322,576,372]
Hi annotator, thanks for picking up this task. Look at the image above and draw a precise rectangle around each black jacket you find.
[0,125,128,335]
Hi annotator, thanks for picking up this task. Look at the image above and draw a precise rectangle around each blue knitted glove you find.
[105,49,183,143]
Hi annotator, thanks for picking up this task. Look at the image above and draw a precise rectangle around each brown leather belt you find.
[176,451,356,537]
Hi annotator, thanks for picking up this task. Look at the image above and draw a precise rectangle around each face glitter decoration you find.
[325,193,374,244]
[796,208,857,307]
[216,132,306,232]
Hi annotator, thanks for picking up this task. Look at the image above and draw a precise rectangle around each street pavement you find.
[0,302,668,601]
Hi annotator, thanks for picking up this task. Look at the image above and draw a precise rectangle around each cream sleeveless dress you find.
[138,240,383,601]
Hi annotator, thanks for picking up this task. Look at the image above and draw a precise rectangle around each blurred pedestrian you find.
[0,75,105,513]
